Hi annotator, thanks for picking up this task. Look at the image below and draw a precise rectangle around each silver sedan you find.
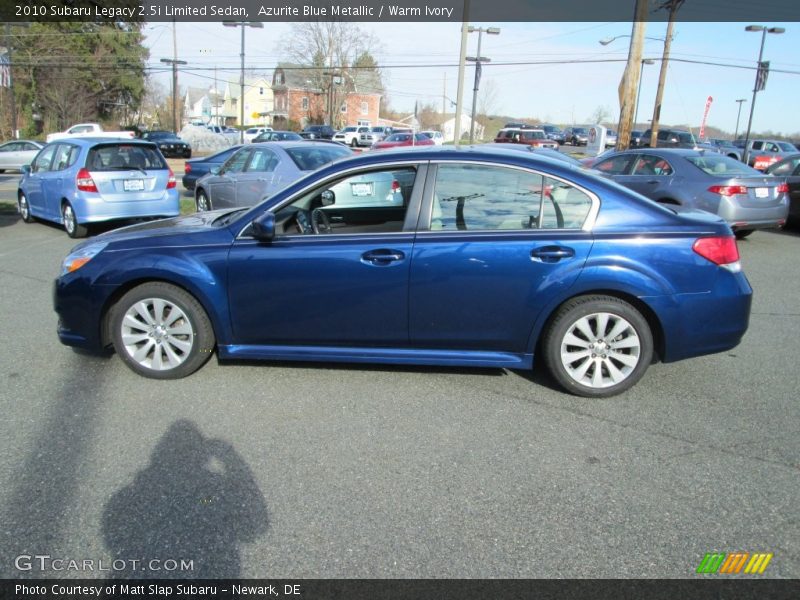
[0,140,44,172]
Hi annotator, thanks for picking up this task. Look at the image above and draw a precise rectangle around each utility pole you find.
[223,20,263,143]
[453,0,470,146]
[649,0,684,147]
[442,72,446,121]
[160,57,187,134]
[467,26,500,144]
[3,22,29,139]
[615,0,648,151]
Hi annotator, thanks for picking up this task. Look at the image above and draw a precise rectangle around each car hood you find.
[85,209,240,245]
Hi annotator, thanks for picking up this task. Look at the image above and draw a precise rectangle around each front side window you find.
[32,145,57,173]
[271,166,417,236]
[430,164,592,231]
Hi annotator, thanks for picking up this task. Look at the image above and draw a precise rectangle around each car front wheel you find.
[110,282,216,379]
[543,295,653,398]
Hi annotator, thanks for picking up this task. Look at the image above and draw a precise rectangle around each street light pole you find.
[466,26,500,144]
[741,25,784,164]
[223,21,263,144]
[734,98,747,140]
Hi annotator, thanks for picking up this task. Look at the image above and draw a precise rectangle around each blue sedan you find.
[53,147,752,397]
[18,138,180,238]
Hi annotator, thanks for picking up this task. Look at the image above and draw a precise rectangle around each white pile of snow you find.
[179,125,233,153]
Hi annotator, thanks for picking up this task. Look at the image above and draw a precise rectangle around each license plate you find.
[123,179,144,192]
[351,182,373,196]
[754,187,769,198]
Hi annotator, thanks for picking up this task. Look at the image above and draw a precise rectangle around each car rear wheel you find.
[18,192,33,223]
[543,295,653,398]
[111,282,216,379]
[62,202,88,238]
[196,189,212,212]
[735,229,754,239]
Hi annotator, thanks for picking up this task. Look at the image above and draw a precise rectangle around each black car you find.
[181,145,242,191]
[141,130,192,158]
[630,130,644,148]
[299,125,336,140]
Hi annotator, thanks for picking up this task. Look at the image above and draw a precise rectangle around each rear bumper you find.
[717,195,789,230]
[74,190,180,224]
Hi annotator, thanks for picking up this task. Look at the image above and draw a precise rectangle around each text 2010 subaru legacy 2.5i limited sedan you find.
[53,146,752,398]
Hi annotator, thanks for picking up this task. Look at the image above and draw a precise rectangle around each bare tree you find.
[280,22,384,125]
[589,105,612,126]
[478,79,499,120]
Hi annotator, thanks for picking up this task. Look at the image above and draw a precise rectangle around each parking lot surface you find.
[0,170,798,579]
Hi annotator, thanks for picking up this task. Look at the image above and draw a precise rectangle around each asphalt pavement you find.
[0,164,797,579]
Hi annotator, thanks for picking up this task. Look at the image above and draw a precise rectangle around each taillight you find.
[777,182,789,193]
[708,185,748,196]
[167,168,176,189]
[76,168,97,193]
[391,179,400,192]
[693,236,741,272]
[184,163,191,174]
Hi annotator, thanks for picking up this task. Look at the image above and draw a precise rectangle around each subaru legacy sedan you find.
[54,147,752,398]
[18,138,180,238]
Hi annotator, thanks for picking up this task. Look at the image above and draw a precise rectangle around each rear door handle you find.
[530,246,575,263]
[361,249,406,265]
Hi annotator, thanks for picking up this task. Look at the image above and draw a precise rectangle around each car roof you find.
[52,137,157,147]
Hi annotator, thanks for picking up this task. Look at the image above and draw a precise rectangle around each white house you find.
[441,114,484,142]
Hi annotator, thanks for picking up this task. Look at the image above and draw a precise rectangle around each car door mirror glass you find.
[21,164,31,174]
[210,166,221,175]
[251,212,275,242]
[321,190,335,206]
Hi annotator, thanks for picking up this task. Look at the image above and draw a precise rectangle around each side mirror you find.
[321,190,335,206]
[251,212,275,242]
[209,166,221,175]
[21,164,31,174]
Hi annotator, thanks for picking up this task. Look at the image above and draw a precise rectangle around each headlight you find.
[61,242,108,276]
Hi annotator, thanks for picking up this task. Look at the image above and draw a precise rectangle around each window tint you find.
[632,155,674,176]
[431,164,592,231]
[595,155,634,175]
[86,144,167,171]
[685,155,759,177]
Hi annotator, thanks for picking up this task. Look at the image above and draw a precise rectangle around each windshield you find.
[285,145,352,171]
[684,154,760,177]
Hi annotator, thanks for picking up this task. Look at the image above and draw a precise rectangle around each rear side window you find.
[86,144,167,171]
[52,144,80,171]
[431,164,592,231]
[285,146,352,171]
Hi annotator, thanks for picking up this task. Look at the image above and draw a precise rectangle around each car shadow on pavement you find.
[0,203,20,227]
[102,420,269,579]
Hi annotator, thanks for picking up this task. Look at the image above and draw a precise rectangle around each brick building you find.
[270,63,381,131]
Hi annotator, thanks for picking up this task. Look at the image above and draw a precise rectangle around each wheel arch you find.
[99,274,228,349]
[531,289,666,364]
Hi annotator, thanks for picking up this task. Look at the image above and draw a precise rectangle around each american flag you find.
[0,51,10,88]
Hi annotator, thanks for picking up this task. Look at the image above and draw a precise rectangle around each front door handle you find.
[530,246,575,263]
[361,249,405,265]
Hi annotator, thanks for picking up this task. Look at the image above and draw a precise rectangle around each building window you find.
[302,97,309,111]
[361,101,369,115]
[340,102,347,113]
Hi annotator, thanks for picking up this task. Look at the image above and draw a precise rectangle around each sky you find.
[142,20,800,136]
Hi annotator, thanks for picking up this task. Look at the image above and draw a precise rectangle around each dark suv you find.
[639,128,698,148]
[300,125,336,140]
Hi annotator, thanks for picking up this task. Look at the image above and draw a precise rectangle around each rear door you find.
[207,147,251,209]
[409,161,596,353]
[614,153,678,200]
[234,147,278,207]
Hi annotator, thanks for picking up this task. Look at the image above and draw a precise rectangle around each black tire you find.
[110,282,216,379]
[542,295,653,398]
[196,189,212,212]
[350,138,358,148]
[18,192,33,223]
[62,202,88,238]
[735,229,754,239]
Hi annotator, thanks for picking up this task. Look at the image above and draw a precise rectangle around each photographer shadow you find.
[102,420,268,578]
